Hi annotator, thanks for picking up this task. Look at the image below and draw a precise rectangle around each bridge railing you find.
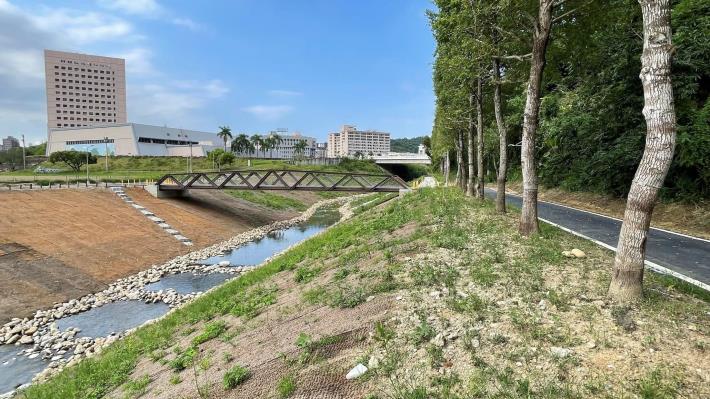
[156,169,409,192]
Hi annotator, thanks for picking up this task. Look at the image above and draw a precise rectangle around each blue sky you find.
[0,0,436,144]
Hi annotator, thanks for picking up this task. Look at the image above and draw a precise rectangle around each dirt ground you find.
[0,188,322,324]
[505,182,710,239]
[111,265,392,399]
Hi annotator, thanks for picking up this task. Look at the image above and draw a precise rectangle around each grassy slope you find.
[0,157,383,181]
[21,189,709,399]
[224,190,307,211]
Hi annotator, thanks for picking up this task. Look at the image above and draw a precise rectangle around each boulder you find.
[571,248,586,258]
[19,335,34,344]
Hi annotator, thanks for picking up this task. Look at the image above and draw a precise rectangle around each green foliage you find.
[637,368,681,399]
[219,285,277,319]
[223,364,250,389]
[294,265,322,283]
[191,321,227,346]
[390,136,427,153]
[48,151,97,172]
[429,0,710,200]
[276,374,296,398]
[169,347,197,371]
[226,190,306,211]
[122,375,150,398]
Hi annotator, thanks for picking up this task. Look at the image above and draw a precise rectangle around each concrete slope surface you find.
[484,189,710,287]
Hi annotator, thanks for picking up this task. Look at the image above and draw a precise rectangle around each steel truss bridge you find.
[155,169,409,193]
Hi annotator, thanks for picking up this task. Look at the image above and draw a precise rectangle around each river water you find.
[0,205,340,396]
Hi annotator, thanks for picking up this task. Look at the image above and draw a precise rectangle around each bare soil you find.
[112,265,392,399]
[0,188,322,323]
[506,182,710,239]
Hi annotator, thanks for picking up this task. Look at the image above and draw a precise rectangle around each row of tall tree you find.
[429,0,703,302]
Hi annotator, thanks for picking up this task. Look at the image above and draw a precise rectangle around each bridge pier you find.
[145,184,188,199]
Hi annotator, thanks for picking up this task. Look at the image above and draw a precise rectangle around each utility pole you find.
[188,137,193,173]
[104,136,109,172]
[21,134,26,170]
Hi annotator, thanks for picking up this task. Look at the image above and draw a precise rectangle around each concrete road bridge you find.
[149,169,409,197]
[371,152,431,165]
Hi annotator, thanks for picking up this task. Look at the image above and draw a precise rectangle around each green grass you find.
[122,375,150,399]
[191,321,227,346]
[19,187,708,399]
[225,190,307,211]
[276,374,297,398]
[223,364,250,389]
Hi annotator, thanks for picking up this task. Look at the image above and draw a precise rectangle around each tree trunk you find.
[608,0,677,303]
[519,0,554,236]
[467,86,476,197]
[456,132,466,190]
[444,151,450,186]
[493,58,508,213]
[475,77,484,199]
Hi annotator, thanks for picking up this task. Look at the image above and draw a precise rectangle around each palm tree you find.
[217,126,233,151]
[250,134,264,158]
[293,139,308,160]
[230,133,251,156]
[265,133,283,159]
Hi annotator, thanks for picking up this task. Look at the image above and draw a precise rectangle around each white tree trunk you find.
[493,58,508,213]
[475,77,484,199]
[456,132,466,191]
[467,87,476,197]
[519,0,554,236]
[444,151,451,186]
[608,0,677,303]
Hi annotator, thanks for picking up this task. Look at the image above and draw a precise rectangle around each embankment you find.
[0,188,322,323]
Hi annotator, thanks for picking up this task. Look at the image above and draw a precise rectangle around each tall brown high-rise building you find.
[44,49,127,129]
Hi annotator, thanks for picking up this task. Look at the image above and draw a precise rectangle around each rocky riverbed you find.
[0,195,356,395]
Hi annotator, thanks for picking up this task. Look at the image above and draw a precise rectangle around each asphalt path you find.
[484,188,710,287]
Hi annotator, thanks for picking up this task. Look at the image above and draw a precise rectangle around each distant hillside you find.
[390,136,426,153]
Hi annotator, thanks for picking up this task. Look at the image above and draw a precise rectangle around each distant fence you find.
[287,158,342,166]
[0,179,151,191]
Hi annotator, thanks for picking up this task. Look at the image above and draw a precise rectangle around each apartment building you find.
[44,49,127,130]
[327,125,390,158]
[1,136,20,152]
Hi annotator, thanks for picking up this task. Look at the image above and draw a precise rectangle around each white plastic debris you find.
[346,363,368,380]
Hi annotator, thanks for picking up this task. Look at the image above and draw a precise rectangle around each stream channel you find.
[0,205,340,396]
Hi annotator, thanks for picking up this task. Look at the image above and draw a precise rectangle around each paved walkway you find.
[485,189,710,288]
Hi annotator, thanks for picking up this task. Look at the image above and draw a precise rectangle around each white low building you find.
[46,123,221,157]
[236,132,318,159]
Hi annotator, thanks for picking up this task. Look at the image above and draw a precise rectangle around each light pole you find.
[21,134,26,171]
[104,136,109,172]
[188,136,193,173]
[86,151,89,185]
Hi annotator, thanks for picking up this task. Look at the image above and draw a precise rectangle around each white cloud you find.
[171,17,202,32]
[267,89,303,97]
[129,80,229,123]
[97,0,204,33]
[0,1,225,142]
[242,105,294,121]
[114,47,155,76]
[97,0,161,16]
[30,9,136,44]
